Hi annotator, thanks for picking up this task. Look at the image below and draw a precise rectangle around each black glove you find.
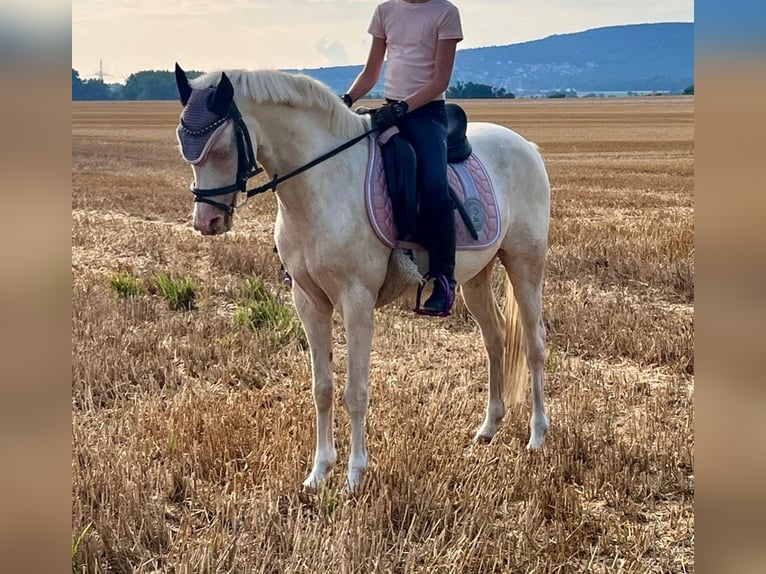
[371,100,409,131]
[340,93,353,107]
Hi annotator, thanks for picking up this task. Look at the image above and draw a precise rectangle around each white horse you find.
[175,66,551,491]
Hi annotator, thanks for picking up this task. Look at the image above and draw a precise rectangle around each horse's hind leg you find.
[293,286,337,490]
[499,247,549,449]
[461,263,507,442]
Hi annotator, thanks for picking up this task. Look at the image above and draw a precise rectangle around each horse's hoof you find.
[344,468,367,494]
[526,437,544,450]
[302,481,318,493]
[526,414,550,450]
[302,475,326,493]
[526,429,547,450]
[473,432,493,444]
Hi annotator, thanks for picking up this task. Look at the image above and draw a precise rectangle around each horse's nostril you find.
[209,215,222,232]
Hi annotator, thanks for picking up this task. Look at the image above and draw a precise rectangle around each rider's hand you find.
[370,101,409,131]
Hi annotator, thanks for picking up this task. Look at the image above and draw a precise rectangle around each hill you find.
[288,22,694,96]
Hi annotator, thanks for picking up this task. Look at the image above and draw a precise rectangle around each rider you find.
[342,0,463,315]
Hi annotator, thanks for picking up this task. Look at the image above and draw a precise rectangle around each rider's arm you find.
[402,38,459,112]
[345,36,387,103]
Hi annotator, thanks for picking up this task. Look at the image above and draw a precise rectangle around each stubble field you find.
[72,97,694,573]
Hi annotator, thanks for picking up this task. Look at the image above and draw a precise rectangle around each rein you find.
[186,101,377,214]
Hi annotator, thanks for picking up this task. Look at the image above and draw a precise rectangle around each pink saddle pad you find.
[364,136,500,251]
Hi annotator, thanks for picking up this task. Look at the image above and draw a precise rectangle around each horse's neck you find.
[245,102,339,183]
[244,100,363,224]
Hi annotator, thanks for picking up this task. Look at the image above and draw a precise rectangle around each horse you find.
[174,65,551,492]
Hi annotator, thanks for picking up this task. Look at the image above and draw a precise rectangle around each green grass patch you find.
[318,485,339,517]
[155,273,197,311]
[72,521,92,573]
[109,273,145,298]
[237,277,270,301]
[233,279,305,347]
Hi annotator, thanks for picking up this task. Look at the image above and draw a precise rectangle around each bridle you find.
[182,100,378,215]
[182,101,262,215]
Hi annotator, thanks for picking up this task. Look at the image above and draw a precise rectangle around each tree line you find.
[72,69,515,101]
[72,69,204,101]
[72,68,694,101]
[446,81,515,99]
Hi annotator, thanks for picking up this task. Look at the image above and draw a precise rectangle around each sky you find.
[72,0,694,82]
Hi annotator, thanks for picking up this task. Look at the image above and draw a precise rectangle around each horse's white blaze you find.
[185,70,551,489]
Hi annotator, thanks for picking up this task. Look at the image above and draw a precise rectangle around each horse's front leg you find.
[293,286,337,490]
[339,287,376,492]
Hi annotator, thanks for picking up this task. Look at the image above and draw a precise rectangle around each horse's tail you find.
[503,275,528,406]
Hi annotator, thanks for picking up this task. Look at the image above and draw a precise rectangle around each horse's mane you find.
[191,69,367,139]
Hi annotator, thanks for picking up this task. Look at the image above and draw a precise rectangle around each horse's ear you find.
[210,72,234,116]
[175,63,192,106]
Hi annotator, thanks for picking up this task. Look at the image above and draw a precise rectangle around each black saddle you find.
[446,103,472,163]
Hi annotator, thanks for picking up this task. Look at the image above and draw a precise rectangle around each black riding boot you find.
[422,207,457,316]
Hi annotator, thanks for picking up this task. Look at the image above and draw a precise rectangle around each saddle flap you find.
[365,135,500,252]
[378,132,418,241]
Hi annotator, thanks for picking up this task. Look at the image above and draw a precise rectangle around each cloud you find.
[72,0,694,77]
[314,37,350,66]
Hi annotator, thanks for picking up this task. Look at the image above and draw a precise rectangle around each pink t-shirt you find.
[369,0,463,101]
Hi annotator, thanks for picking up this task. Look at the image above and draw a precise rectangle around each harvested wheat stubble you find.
[72,97,693,573]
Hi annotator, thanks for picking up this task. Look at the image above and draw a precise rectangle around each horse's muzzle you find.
[194,209,232,235]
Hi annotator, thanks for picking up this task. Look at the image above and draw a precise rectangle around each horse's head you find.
[175,64,261,236]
